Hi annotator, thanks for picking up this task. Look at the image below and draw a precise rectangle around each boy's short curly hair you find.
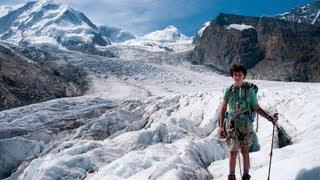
[229,64,247,77]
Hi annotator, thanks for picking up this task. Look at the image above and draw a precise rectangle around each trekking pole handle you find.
[273,113,279,125]
[267,113,279,124]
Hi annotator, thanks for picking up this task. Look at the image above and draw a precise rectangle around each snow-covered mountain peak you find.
[21,0,86,27]
[197,21,210,37]
[0,2,25,17]
[0,0,135,53]
[142,25,191,43]
[21,0,69,17]
[119,25,193,52]
[275,0,320,26]
[164,25,179,31]
[0,0,106,47]
[32,0,63,7]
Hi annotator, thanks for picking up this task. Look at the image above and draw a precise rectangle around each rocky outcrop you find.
[190,13,320,82]
[0,43,88,111]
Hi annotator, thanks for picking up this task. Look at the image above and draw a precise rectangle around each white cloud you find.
[63,0,206,35]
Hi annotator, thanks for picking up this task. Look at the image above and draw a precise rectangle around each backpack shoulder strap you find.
[227,84,234,93]
[243,82,258,95]
[243,82,259,108]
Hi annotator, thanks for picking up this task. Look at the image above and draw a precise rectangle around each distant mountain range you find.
[1,0,318,83]
[0,0,193,54]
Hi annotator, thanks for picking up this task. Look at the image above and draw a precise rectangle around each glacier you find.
[0,41,319,180]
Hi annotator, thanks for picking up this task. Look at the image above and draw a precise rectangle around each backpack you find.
[227,82,258,123]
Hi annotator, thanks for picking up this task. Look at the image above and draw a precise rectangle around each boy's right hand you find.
[219,126,227,139]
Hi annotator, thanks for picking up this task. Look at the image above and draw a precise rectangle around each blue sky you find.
[0,0,311,36]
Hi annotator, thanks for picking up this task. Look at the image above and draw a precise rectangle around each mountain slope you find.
[0,42,86,111]
[275,0,320,26]
[192,21,210,44]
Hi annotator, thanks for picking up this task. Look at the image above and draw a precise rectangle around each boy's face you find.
[232,71,245,85]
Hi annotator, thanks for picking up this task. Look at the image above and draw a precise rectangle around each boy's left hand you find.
[271,116,278,124]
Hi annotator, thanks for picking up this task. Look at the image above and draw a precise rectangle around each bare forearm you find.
[219,101,227,128]
[220,108,226,128]
[255,106,271,120]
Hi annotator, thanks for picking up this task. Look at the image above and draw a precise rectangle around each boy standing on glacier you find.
[219,64,278,180]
